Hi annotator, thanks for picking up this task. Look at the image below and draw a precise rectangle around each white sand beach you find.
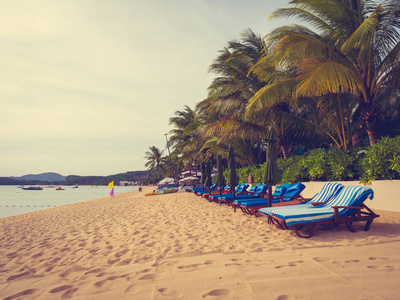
[1,186,400,299]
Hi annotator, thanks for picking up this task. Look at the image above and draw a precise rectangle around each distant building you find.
[119,181,140,186]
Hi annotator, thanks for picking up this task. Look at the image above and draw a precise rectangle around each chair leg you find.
[364,220,373,231]
[345,222,356,232]
[290,224,318,238]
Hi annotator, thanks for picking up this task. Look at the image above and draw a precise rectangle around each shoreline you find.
[0,186,399,299]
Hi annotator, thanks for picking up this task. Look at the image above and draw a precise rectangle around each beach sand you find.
[1,186,400,299]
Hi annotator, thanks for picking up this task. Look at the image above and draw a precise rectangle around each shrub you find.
[359,136,400,183]
[326,148,356,181]
[217,135,400,185]
[277,156,307,184]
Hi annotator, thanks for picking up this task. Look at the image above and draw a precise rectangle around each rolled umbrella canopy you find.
[200,161,206,189]
[217,155,226,197]
[264,128,282,207]
[205,161,213,193]
[228,145,238,200]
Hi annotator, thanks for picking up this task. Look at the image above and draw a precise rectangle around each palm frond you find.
[297,57,361,96]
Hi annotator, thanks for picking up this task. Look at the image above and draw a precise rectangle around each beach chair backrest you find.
[283,182,305,197]
[272,185,286,196]
[237,184,250,192]
[255,184,268,194]
[247,184,260,193]
[324,185,374,216]
[308,182,344,204]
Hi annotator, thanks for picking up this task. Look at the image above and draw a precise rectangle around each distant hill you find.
[11,172,66,182]
[65,171,147,185]
[2,171,148,186]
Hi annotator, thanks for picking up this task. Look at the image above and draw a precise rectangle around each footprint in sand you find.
[367,265,396,270]
[138,273,157,280]
[276,295,295,300]
[158,288,183,298]
[31,252,44,258]
[60,266,86,279]
[3,289,37,300]
[177,264,201,270]
[115,259,132,266]
[115,249,129,258]
[7,271,30,281]
[275,261,304,269]
[94,279,116,290]
[312,257,330,263]
[369,257,388,261]
[84,268,108,275]
[202,289,232,298]
[62,287,78,299]
[49,285,73,293]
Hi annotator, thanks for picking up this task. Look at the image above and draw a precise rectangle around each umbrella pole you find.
[268,186,272,207]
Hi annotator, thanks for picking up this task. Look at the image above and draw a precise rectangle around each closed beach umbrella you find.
[205,161,213,192]
[228,145,238,200]
[200,161,206,184]
[217,155,226,197]
[264,128,281,207]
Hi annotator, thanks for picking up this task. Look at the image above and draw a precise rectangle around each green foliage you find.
[303,148,328,180]
[359,136,400,183]
[326,148,356,181]
[277,156,307,184]
[230,136,400,184]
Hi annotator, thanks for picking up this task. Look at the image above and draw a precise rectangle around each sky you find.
[1,0,289,177]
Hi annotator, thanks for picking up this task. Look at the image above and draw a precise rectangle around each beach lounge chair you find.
[202,185,232,200]
[218,184,268,206]
[259,182,344,219]
[265,185,379,238]
[237,183,306,215]
[194,183,217,196]
[208,184,250,203]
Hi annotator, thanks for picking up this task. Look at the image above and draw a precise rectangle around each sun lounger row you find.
[193,181,379,238]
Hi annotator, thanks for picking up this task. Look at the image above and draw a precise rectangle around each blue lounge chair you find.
[218,184,269,206]
[207,184,250,203]
[202,185,232,200]
[266,185,379,238]
[259,182,344,218]
[194,183,217,196]
[237,183,306,215]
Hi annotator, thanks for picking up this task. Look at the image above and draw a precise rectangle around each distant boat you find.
[22,186,43,191]
[72,185,79,189]
[56,187,65,191]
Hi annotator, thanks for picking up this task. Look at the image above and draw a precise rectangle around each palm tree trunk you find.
[280,144,290,159]
[365,119,380,145]
[361,102,380,145]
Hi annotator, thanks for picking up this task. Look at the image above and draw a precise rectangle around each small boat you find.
[72,185,78,189]
[56,187,65,191]
[22,186,43,190]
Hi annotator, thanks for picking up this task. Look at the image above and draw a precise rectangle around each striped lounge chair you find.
[259,182,344,219]
[266,185,379,238]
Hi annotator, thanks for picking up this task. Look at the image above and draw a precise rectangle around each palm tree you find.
[144,146,166,176]
[198,29,269,162]
[168,105,196,154]
[265,0,400,145]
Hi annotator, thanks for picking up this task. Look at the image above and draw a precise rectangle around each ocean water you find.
[0,185,137,219]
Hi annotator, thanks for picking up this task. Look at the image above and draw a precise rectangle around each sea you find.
[0,185,137,219]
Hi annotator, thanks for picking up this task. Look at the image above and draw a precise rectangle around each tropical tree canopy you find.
[144,1,400,184]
